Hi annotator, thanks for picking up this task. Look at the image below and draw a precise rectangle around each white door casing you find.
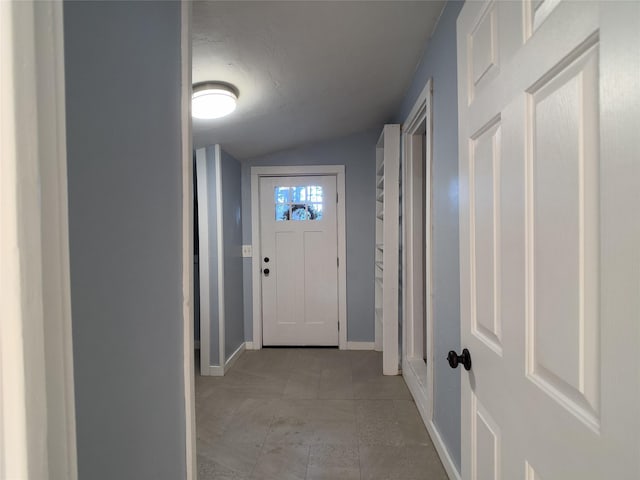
[400,82,461,477]
[401,79,436,422]
[260,175,339,346]
[180,2,196,477]
[1,2,79,478]
[250,166,347,350]
[458,1,639,479]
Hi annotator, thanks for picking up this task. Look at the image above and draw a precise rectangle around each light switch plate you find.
[242,245,252,257]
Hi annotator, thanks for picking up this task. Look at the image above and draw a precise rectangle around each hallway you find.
[196,348,447,479]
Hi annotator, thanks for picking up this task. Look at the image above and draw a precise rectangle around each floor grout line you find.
[303,445,311,480]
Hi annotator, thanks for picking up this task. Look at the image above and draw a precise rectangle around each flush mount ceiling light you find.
[192,82,238,120]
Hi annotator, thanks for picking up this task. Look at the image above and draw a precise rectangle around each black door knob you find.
[447,349,472,371]
[264,257,270,263]
[263,268,270,276]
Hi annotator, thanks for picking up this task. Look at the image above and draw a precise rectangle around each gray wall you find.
[220,149,245,360]
[241,130,379,342]
[392,0,464,471]
[198,146,244,365]
[63,1,186,479]
[202,147,221,365]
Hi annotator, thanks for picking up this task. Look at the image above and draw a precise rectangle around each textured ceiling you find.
[192,1,446,160]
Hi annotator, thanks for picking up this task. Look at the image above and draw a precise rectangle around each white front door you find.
[458,1,639,479]
[259,175,339,346]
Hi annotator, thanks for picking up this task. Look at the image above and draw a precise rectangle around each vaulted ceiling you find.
[192,1,446,159]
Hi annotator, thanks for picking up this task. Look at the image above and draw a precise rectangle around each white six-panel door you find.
[457,1,639,478]
[260,175,339,346]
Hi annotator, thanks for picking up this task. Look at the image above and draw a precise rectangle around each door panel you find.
[470,119,502,355]
[472,394,501,480]
[527,41,600,425]
[260,175,338,346]
[468,1,499,100]
[458,1,639,479]
[274,231,297,326]
[303,230,334,326]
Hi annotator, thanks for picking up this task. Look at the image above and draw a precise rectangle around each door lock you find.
[263,268,270,276]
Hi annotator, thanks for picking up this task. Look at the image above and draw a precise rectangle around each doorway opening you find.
[401,79,434,422]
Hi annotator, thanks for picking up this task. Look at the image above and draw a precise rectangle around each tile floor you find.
[195,348,448,480]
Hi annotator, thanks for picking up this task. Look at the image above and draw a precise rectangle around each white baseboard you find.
[206,365,224,376]
[403,359,461,480]
[346,341,375,350]
[424,416,461,480]
[245,341,370,351]
[224,342,245,372]
[201,342,246,377]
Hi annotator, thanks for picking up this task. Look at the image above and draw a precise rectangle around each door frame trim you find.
[1,2,78,477]
[180,2,196,477]
[250,165,347,349]
[401,78,436,424]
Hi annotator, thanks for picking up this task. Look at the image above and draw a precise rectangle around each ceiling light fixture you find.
[192,82,238,119]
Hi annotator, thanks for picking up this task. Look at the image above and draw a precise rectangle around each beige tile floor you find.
[195,348,448,480]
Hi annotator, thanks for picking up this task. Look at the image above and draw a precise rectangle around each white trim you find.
[245,341,257,350]
[346,342,375,350]
[196,145,226,375]
[203,342,246,377]
[401,78,435,420]
[1,1,78,477]
[336,170,348,349]
[214,145,226,367]
[206,365,225,376]
[404,79,432,131]
[250,172,262,348]
[250,165,347,350]
[224,342,245,372]
[403,360,461,480]
[377,125,401,376]
[197,145,229,375]
[426,418,462,480]
[425,81,434,418]
[195,148,211,376]
[180,1,196,478]
[39,2,79,477]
